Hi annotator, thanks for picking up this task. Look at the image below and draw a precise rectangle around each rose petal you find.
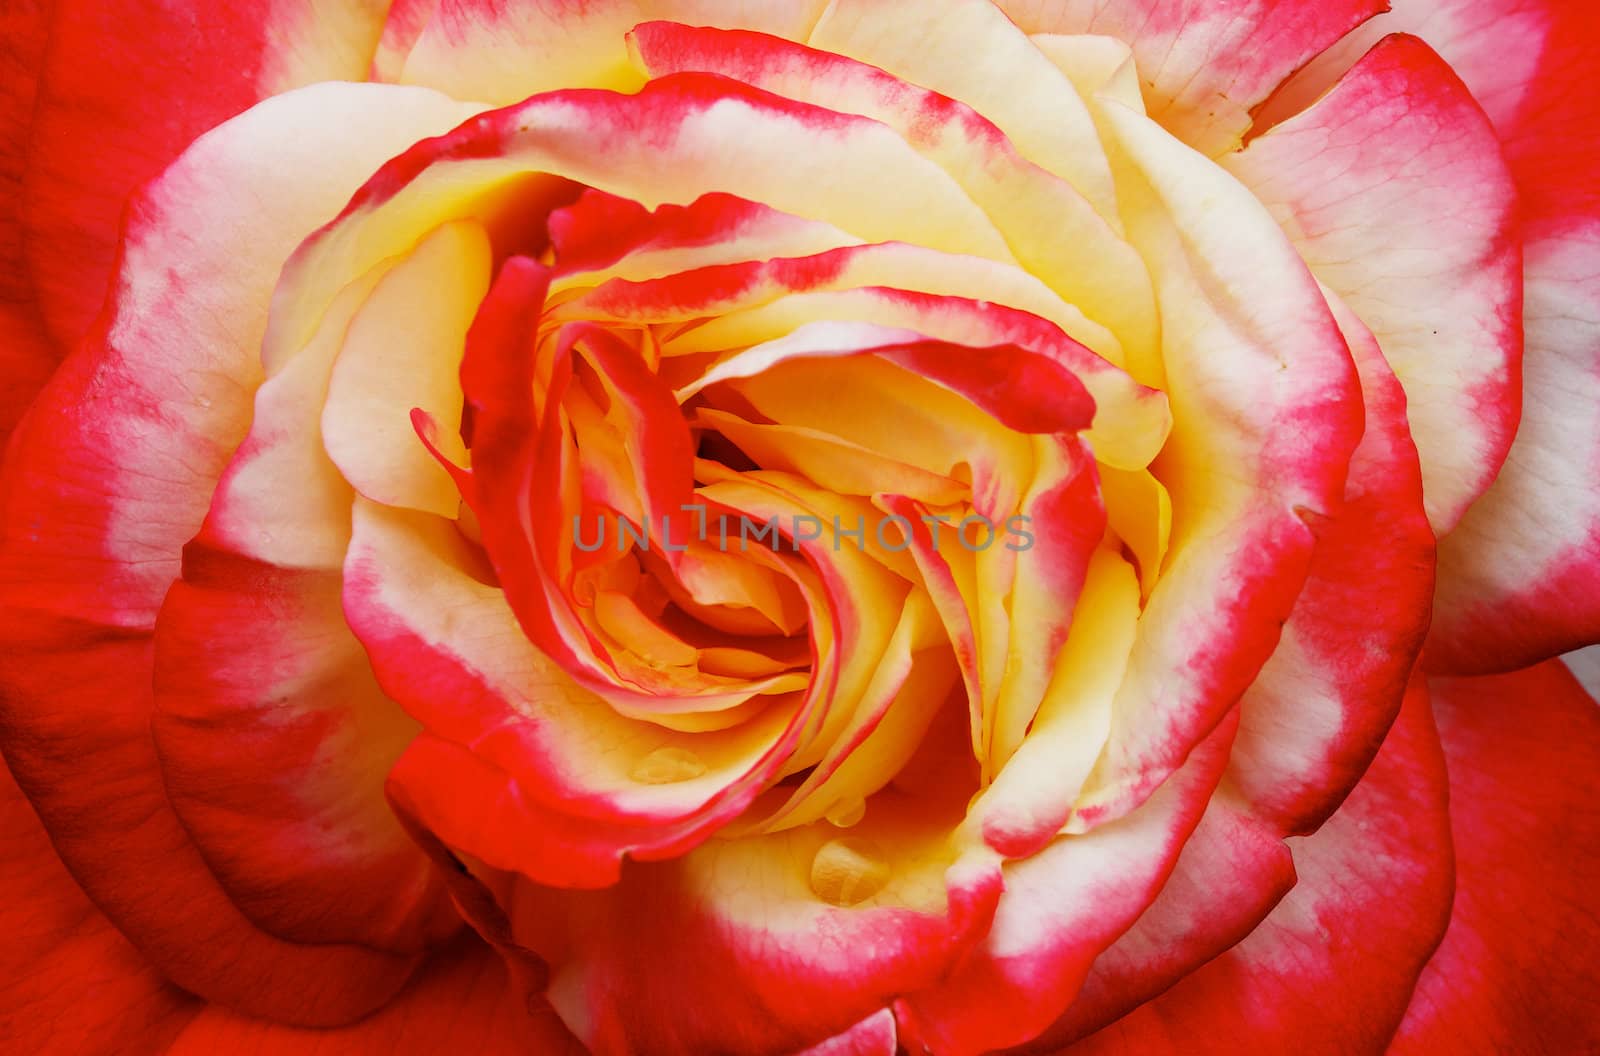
[666,286,1167,471]
[1391,661,1600,1053]
[803,0,1120,221]
[1224,34,1520,533]
[398,0,830,102]
[0,755,198,1054]
[163,937,585,1055]
[630,20,1160,378]
[1409,1,1600,672]
[519,789,1004,1055]
[322,218,492,517]
[1224,289,1435,835]
[0,0,57,448]
[1046,674,1451,1054]
[346,500,810,888]
[23,0,392,346]
[152,554,458,952]
[267,73,1021,370]
[894,709,1239,1055]
[795,1010,897,1056]
[0,81,481,1023]
[549,190,858,285]
[1070,98,1363,829]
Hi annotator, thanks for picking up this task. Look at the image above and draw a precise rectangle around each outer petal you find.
[0,82,482,1023]
[0,0,56,448]
[1391,662,1600,1053]
[24,0,391,347]
[0,755,198,1055]
[1224,34,1520,534]
[162,937,585,1056]
[1407,2,1600,672]
[1048,675,1452,1054]
[152,556,459,952]
[1028,789,1295,1047]
[991,0,1387,155]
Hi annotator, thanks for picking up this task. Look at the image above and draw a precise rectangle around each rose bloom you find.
[2,0,1599,1052]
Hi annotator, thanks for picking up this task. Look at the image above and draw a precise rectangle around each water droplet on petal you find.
[810,838,890,907]
[824,798,866,828]
[630,746,708,785]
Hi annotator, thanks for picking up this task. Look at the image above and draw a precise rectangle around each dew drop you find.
[629,746,708,785]
[809,838,890,907]
[824,798,866,828]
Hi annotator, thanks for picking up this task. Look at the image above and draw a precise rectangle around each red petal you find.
[153,553,459,952]
[163,937,584,1055]
[1391,661,1600,1052]
[0,0,58,448]
[1408,0,1600,671]
[1047,674,1452,1053]
[1226,293,1435,835]
[0,755,198,1054]
[23,0,390,347]
[0,83,482,1023]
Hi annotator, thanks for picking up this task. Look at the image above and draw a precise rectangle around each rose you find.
[1,0,1598,1053]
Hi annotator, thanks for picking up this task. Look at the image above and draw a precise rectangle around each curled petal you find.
[992,0,1388,155]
